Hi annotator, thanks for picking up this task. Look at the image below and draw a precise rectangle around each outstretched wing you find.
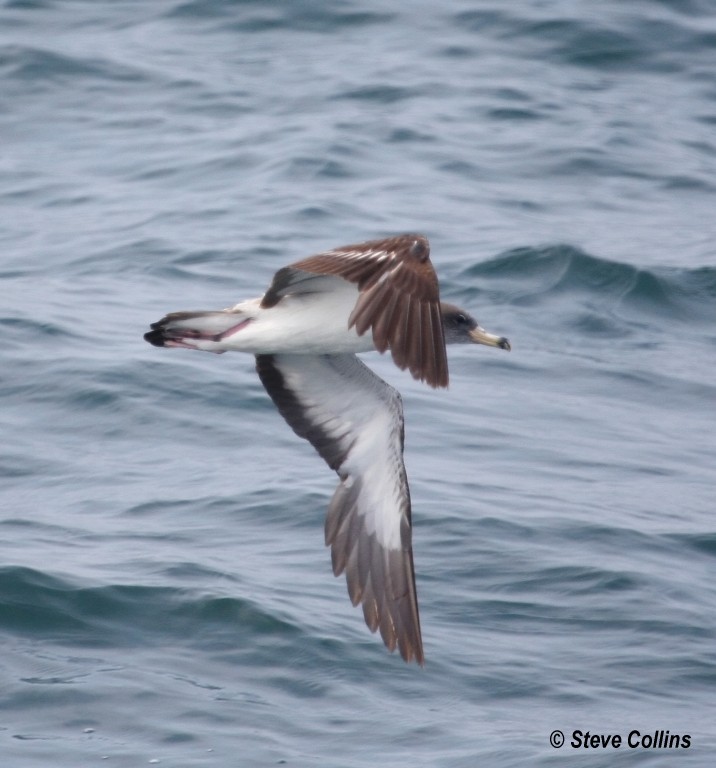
[261,234,448,388]
[255,353,424,664]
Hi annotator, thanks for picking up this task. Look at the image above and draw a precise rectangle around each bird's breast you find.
[223,291,375,355]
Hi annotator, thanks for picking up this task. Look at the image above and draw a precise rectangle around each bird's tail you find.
[143,310,252,353]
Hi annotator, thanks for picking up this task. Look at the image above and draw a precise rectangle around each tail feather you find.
[143,310,251,352]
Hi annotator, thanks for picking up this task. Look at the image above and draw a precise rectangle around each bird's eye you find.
[456,313,467,323]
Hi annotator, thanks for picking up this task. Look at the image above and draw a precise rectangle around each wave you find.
[450,6,716,74]
[463,244,716,324]
[167,0,394,33]
[0,45,146,87]
[0,566,299,648]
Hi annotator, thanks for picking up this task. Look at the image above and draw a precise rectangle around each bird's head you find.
[440,302,511,351]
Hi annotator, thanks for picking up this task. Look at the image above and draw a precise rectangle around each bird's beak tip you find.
[469,327,511,351]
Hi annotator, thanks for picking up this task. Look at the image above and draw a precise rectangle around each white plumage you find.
[145,234,510,664]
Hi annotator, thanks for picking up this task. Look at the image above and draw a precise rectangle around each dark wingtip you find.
[416,365,449,390]
[144,328,166,347]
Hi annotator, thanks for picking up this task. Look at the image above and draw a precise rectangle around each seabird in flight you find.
[144,234,510,664]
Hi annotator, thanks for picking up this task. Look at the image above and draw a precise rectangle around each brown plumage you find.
[261,234,449,388]
[144,234,511,665]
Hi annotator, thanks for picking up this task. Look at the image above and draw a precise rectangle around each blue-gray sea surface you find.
[2,1,716,766]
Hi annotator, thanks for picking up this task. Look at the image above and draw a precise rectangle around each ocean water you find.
[2,0,716,765]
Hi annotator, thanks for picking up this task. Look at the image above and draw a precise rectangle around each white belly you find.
[224,290,376,355]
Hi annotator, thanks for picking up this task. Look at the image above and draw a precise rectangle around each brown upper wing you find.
[261,234,449,388]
